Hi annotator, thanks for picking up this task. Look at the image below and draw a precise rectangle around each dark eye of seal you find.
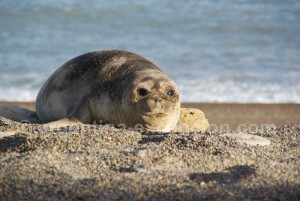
[167,89,175,96]
[138,88,148,96]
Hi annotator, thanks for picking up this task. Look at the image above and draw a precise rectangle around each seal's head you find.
[122,69,180,132]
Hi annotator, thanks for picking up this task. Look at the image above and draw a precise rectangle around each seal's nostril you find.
[138,88,148,96]
[155,99,162,103]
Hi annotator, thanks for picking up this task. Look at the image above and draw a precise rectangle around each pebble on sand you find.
[219,132,271,146]
[0,131,16,138]
[135,148,147,158]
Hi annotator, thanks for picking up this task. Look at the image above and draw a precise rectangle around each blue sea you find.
[0,0,299,102]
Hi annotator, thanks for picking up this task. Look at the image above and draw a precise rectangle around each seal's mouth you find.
[154,113,168,117]
[142,112,169,117]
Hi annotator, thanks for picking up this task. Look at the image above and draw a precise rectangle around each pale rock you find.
[220,132,271,146]
[173,108,209,132]
[0,131,17,138]
[135,149,147,158]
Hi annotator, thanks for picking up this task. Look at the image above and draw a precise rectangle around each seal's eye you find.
[167,89,175,96]
[138,88,148,96]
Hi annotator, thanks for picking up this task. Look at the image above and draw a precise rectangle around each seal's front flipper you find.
[44,118,82,129]
[172,108,209,132]
[0,105,40,124]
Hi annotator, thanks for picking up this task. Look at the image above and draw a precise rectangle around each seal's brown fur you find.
[36,50,181,132]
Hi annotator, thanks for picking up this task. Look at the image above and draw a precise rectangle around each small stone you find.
[135,149,147,158]
[220,132,271,146]
[0,131,16,138]
[173,108,209,132]
[134,167,148,173]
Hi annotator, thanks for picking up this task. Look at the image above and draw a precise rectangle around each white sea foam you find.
[177,79,300,103]
[0,88,38,101]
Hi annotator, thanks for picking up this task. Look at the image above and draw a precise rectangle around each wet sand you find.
[0,102,299,200]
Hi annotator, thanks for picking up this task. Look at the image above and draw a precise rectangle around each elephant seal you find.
[36,50,181,132]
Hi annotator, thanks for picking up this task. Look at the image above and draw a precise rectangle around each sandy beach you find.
[0,102,299,200]
[1,0,300,200]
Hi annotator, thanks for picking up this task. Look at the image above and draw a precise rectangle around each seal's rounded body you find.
[36,50,180,132]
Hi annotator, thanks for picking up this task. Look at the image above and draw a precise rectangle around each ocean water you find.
[0,0,299,102]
